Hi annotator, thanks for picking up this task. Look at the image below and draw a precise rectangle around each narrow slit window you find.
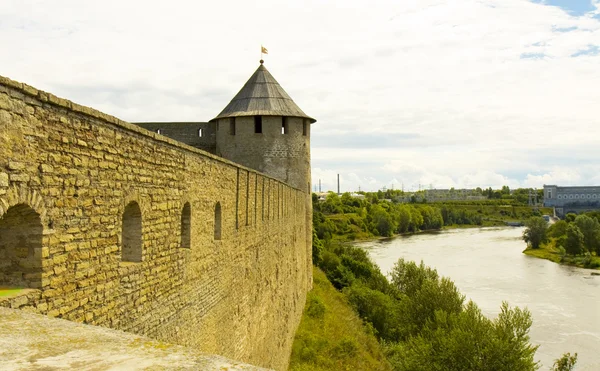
[229,117,236,135]
[181,202,191,249]
[303,120,308,136]
[254,116,262,133]
[156,128,162,134]
[282,117,288,134]
[198,128,203,137]
[214,202,222,240]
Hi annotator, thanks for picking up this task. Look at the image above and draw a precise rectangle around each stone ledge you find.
[0,307,273,371]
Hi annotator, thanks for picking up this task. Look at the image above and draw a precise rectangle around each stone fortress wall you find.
[135,121,216,153]
[0,75,310,371]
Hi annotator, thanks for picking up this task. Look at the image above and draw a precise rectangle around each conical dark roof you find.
[210,63,315,123]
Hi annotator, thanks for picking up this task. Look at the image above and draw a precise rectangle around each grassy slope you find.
[523,241,562,263]
[289,267,391,371]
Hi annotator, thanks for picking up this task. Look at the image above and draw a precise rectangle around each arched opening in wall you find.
[122,201,142,262]
[0,204,43,289]
[181,202,191,249]
[214,202,222,240]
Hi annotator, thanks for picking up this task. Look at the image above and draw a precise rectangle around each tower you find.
[210,60,316,192]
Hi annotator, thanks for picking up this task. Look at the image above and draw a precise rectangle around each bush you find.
[552,352,578,371]
[306,293,326,319]
[345,283,399,340]
[312,230,324,266]
[333,337,359,358]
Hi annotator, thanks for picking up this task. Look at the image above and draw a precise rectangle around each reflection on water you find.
[355,227,600,370]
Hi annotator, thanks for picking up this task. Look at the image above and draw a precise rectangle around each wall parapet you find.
[0,74,303,193]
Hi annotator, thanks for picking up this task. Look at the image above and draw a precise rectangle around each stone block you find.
[0,172,8,187]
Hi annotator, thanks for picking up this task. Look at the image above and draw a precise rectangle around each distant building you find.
[543,185,600,218]
[424,189,486,202]
[349,193,365,199]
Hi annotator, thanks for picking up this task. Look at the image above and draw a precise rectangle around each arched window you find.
[0,204,43,289]
[214,202,222,240]
[122,201,142,262]
[181,202,191,249]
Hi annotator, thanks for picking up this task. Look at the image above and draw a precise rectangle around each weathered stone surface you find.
[0,307,272,371]
[0,172,8,187]
[0,75,312,371]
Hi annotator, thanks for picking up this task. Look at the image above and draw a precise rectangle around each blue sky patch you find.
[520,52,547,59]
[531,0,596,16]
[572,44,600,57]
[552,25,578,32]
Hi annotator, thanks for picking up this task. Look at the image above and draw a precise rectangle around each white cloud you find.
[1,0,599,191]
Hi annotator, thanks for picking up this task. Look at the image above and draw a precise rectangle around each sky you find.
[1,0,599,193]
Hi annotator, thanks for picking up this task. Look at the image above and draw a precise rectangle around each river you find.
[355,227,600,370]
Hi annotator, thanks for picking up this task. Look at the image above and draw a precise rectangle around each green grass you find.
[0,287,25,297]
[523,239,600,269]
[289,268,392,371]
[523,243,562,263]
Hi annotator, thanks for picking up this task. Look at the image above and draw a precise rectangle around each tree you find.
[564,224,585,255]
[565,213,577,223]
[312,229,324,266]
[390,259,464,339]
[574,215,600,254]
[370,205,396,237]
[551,352,578,371]
[547,220,568,238]
[385,301,539,371]
[523,216,548,249]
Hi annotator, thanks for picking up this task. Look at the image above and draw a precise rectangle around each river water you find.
[355,227,600,370]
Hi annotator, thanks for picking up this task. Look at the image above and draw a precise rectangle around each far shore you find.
[523,240,600,271]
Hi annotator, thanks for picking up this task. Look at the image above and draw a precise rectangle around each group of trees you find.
[313,192,485,242]
[312,238,541,370]
[523,212,600,268]
[310,194,580,370]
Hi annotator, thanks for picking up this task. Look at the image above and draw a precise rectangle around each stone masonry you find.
[0,75,310,371]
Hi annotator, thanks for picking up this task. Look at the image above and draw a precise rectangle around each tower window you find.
[254,116,262,133]
[156,129,162,134]
[198,128,203,137]
[303,120,308,136]
[282,117,288,134]
[229,118,236,135]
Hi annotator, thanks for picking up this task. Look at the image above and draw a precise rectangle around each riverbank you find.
[336,222,522,245]
[357,227,598,370]
[523,239,600,270]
